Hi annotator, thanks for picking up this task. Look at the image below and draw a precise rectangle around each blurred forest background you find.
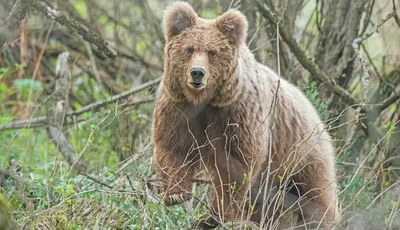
[0,0,399,229]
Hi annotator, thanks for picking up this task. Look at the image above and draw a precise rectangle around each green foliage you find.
[73,0,88,19]
[0,66,19,102]
[336,148,400,229]
[381,119,397,135]
[1,158,203,229]
[0,193,10,230]
[13,79,43,92]
[200,6,222,18]
[338,169,376,212]
[0,68,10,80]
[304,81,328,121]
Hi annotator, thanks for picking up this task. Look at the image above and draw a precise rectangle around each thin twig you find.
[353,12,396,46]
[360,0,375,36]
[367,181,399,209]
[351,7,395,104]
[79,172,114,189]
[361,44,396,91]
[351,10,396,99]
[83,41,104,91]
[115,143,153,175]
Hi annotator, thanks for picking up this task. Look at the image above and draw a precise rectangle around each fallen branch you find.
[0,80,159,131]
[0,168,37,188]
[72,78,160,116]
[257,2,359,106]
[31,0,117,59]
[0,117,47,131]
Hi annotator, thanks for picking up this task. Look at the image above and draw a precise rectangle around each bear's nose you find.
[190,68,206,82]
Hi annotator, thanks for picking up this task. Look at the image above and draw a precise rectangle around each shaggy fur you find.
[153,2,341,229]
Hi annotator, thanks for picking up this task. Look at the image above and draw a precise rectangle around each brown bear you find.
[152,2,341,229]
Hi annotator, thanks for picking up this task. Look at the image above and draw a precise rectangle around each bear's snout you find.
[191,68,205,82]
[189,68,206,89]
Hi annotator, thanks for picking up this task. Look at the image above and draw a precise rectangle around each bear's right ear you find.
[163,2,198,40]
[216,9,248,46]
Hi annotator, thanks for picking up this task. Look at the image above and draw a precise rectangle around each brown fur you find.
[153,2,341,229]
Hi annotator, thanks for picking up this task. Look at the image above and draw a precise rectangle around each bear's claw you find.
[192,216,219,229]
[164,192,192,206]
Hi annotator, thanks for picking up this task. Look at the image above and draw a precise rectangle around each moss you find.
[0,194,10,230]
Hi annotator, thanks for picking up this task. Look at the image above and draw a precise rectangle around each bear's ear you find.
[163,2,198,40]
[216,9,248,46]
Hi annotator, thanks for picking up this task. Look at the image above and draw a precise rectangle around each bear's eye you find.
[208,50,217,56]
[186,46,194,54]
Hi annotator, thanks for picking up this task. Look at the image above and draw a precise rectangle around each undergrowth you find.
[0,81,398,229]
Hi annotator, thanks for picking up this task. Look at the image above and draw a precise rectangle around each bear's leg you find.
[248,172,299,228]
[248,176,281,227]
[292,162,341,229]
[154,147,197,206]
[207,173,253,223]
[208,184,239,222]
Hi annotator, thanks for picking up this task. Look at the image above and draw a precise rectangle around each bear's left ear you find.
[216,9,248,46]
[163,2,198,40]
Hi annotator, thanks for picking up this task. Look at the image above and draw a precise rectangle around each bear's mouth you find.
[188,82,205,89]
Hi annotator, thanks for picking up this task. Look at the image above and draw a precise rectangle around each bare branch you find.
[31,0,117,59]
[46,52,89,173]
[73,78,159,116]
[0,117,47,131]
[351,11,399,110]
[0,79,159,131]
[0,168,37,188]
[353,12,396,47]
[257,2,358,106]
[359,0,375,36]
[0,0,30,49]
[380,88,400,112]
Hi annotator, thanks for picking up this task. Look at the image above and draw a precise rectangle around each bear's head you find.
[162,2,248,106]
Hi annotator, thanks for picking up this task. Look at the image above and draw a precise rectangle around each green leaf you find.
[13,79,43,91]
[0,68,9,80]
[74,0,88,19]
[135,40,147,55]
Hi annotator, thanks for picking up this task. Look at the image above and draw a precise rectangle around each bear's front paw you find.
[164,191,192,206]
[192,216,219,229]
